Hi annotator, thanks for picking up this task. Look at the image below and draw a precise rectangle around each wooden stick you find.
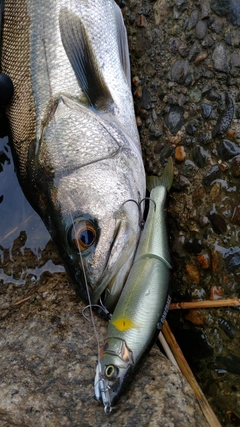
[15,296,32,305]
[158,331,180,370]
[169,298,240,310]
[161,320,222,427]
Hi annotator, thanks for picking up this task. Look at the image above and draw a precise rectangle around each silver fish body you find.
[95,159,173,412]
[1,0,146,308]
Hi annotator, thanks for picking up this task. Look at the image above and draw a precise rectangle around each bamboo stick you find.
[161,320,222,427]
[158,331,179,370]
[169,299,240,310]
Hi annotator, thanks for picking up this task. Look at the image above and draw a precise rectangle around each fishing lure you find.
[95,158,174,413]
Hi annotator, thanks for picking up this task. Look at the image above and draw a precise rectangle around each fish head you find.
[33,95,145,309]
[95,338,134,411]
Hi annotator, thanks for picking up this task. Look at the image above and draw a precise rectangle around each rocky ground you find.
[1,0,240,426]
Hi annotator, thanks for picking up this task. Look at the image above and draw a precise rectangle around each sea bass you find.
[95,158,173,413]
[1,0,146,310]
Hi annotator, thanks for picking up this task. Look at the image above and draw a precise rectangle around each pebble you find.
[203,165,222,186]
[231,201,240,225]
[141,86,151,109]
[194,53,208,64]
[212,92,234,137]
[178,43,189,57]
[210,0,230,17]
[212,44,229,73]
[171,60,192,85]
[188,9,199,30]
[209,182,221,198]
[175,146,186,162]
[201,103,212,118]
[188,42,201,62]
[165,106,185,135]
[184,309,205,325]
[196,20,208,39]
[218,318,235,339]
[200,0,211,18]
[223,246,240,272]
[208,209,227,234]
[185,264,201,284]
[189,87,202,103]
[231,155,240,177]
[202,35,214,47]
[196,253,210,269]
[217,139,240,160]
[209,285,223,300]
[192,145,210,168]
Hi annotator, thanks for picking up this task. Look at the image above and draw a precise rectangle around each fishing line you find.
[37,0,103,384]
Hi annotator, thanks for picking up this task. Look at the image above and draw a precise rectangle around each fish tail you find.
[146,157,174,192]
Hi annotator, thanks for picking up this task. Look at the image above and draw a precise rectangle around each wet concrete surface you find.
[1,0,240,425]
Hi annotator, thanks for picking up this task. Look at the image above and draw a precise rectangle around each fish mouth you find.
[90,219,140,312]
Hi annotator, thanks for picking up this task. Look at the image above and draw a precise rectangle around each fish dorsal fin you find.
[59,7,114,112]
[113,2,131,87]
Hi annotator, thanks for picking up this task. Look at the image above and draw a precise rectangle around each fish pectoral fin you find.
[114,3,131,87]
[59,7,114,111]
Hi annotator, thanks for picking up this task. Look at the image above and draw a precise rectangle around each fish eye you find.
[105,364,119,379]
[69,220,97,252]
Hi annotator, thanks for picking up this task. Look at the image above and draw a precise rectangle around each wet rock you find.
[186,264,201,284]
[202,165,222,186]
[188,42,201,62]
[186,123,197,136]
[153,0,170,25]
[188,10,200,30]
[210,0,230,17]
[212,92,234,137]
[178,43,189,57]
[196,253,210,269]
[185,309,205,325]
[141,86,151,109]
[212,44,228,73]
[175,146,186,162]
[200,0,211,18]
[0,277,209,427]
[192,145,210,168]
[171,60,192,85]
[189,87,202,103]
[209,285,223,299]
[208,208,227,234]
[217,139,240,160]
[230,52,240,68]
[196,20,208,39]
[218,318,235,339]
[165,106,185,135]
[201,103,212,118]
[205,89,221,101]
[185,238,204,254]
[231,155,240,177]
[223,246,240,272]
[202,35,214,47]
[216,354,240,375]
[231,201,240,225]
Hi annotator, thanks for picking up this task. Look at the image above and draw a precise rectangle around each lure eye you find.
[69,220,97,252]
[105,365,119,379]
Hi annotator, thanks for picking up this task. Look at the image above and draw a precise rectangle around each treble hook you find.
[123,197,156,230]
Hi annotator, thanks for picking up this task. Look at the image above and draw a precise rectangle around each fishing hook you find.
[82,298,112,321]
[123,197,156,230]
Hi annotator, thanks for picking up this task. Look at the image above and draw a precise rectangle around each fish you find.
[1,0,146,310]
[94,158,174,413]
